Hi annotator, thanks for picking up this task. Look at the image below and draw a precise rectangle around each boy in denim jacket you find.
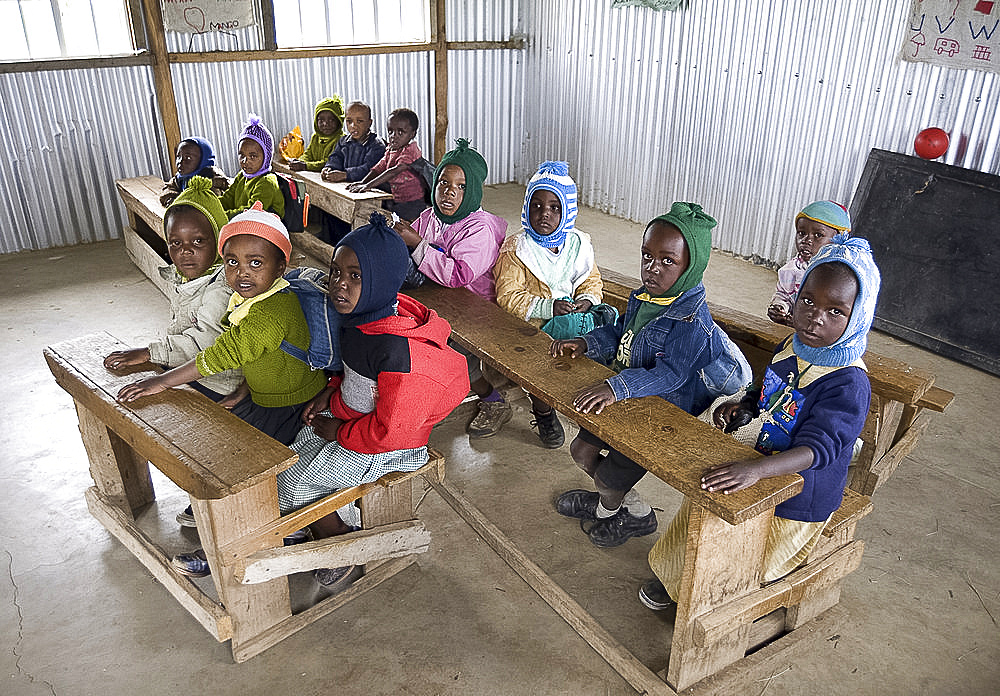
[550,202,748,548]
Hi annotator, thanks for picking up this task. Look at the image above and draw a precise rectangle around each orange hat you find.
[218,201,291,262]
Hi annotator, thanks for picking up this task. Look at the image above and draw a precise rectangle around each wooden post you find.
[140,0,182,166]
[431,0,448,163]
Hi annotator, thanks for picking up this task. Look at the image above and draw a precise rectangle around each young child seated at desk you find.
[640,235,880,611]
[347,108,426,222]
[285,95,344,172]
[768,200,850,326]
[106,176,243,403]
[494,160,607,448]
[220,113,285,220]
[159,136,229,206]
[391,139,509,439]
[277,212,469,586]
[550,203,747,548]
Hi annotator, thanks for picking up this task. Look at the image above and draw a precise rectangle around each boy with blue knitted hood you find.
[639,235,880,611]
[160,136,229,206]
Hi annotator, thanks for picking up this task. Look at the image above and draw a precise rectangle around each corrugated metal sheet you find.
[522,0,1000,264]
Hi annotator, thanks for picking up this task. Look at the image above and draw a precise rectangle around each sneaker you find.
[467,400,513,438]
[583,508,658,548]
[172,549,210,577]
[530,409,565,448]
[638,578,676,611]
[314,565,356,587]
[176,505,197,528]
[283,528,312,546]
[555,489,600,520]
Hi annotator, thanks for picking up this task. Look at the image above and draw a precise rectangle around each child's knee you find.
[569,435,599,465]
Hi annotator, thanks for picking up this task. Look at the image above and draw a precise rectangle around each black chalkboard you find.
[849,149,1000,376]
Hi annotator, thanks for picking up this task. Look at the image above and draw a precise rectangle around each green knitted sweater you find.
[196,291,325,407]
[220,172,285,219]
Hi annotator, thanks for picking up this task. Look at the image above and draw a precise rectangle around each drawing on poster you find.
[163,0,255,34]
[902,0,998,73]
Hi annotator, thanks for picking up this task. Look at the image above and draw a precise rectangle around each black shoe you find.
[583,508,658,548]
[531,408,565,448]
[638,578,676,611]
[555,489,600,520]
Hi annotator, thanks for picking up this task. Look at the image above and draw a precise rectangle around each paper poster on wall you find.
[902,0,999,74]
[162,0,256,34]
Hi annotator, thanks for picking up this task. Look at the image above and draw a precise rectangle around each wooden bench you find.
[44,331,442,662]
[598,266,954,496]
[272,162,393,228]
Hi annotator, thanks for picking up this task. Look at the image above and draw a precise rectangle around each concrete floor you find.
[2,183,998,695]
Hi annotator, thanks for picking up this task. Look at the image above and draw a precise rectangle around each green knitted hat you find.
[165,175,228,239]
[314,95,345,132]
[647,201,717,296]
[432,138,488,224]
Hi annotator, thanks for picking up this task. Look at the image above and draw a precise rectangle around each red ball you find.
[914,127,949,159]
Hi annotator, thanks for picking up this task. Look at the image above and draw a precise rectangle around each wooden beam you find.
[139,0,181,165]
[168,42,433,63]
[0,54,150,74]
[432,0,448,163]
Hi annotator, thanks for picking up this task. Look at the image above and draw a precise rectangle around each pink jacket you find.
[410,208,508,301]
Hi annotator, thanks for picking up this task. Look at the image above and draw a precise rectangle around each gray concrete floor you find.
[2,183,997,695]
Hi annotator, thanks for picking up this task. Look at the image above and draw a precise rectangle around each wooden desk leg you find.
[358,478,414,573]
[667,502,771,692]
[75,401,154,518]
[192,478,291,663]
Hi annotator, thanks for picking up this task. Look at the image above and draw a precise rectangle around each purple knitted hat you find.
[239,113,273,178]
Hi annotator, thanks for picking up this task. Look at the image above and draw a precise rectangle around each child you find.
[639,235,879,611]
[494,160,605,448]
[106,176,242,402]
[768,200,850,326]
[276,212,469,586]
[347,108,426,221]
[159,136,229,206]
[549,203,740,548]
[285,96,345,172]
[220,113,285,220]
[391,139,508,439]
[319,101,387,244]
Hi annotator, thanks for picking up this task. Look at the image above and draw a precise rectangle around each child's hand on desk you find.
[218,381,250,410]
[573,382,617,414]
[302,386,336,425]
[767,304,793,326]
[550,338,587,359]
[288,160,307,172]
[104,348,151,370]
[701,460,761,494]
[347,182,368,193]
[321,168,347,183]
[311,414,343,442]
[117,376,168,403]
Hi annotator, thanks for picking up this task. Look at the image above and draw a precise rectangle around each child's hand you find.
[550,338,587,359]
[302,386,335,425]
[104,348,151,370]
[573,382,616,414]
[572,299,593,313]
[552,299,576,316]
[712,400,742,430]
[288,160,306,172]
[701,460,762,494]
[311,414,343,442]
[393,220,422,249]
[347,182,368,193]
[218,381,250,410]
[117,376,168,403]
[767,304,792,326]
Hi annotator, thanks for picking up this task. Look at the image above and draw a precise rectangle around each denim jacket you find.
[583,283,749,415]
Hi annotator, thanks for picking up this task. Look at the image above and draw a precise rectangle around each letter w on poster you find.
[163,0,256,34]
[901,0,999,74]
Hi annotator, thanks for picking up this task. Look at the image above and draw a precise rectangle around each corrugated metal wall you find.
[521,0,1000,264]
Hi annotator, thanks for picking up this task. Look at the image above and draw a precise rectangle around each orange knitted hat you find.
[217,201,291,262]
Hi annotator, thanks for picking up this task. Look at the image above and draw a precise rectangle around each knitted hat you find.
[792,234,880,366]
[796,200,851,233]
[239,113,273,178]
[176,136,217,190]
[433,138,489,224]
[522,161,578,249]
[166,175,228,239]
[314,96,345,133]
[217,201,291,262]
[647,202,718,296]
[337,211,409,326]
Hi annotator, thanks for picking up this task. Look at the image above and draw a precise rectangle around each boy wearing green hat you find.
[286,95,345,172]
[549,203,748,548]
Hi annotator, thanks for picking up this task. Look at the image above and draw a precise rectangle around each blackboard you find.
[849,149,1000,376]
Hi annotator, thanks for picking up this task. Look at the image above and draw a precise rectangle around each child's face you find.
[222,234,286,299]
[316,110,341,137]
[640,222,689,296]
[792,265,857,348]
[328,245,362,314]
[238,138,266,176]
[385,115,416,150]
[435,165,466,217]
[795,217,838,262]
[344,105,372,141]
[165,208,216,280]
[528,190,562,236]
[175,141,201,176]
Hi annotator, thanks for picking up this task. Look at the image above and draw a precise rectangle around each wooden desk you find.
[276,165,392,227]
